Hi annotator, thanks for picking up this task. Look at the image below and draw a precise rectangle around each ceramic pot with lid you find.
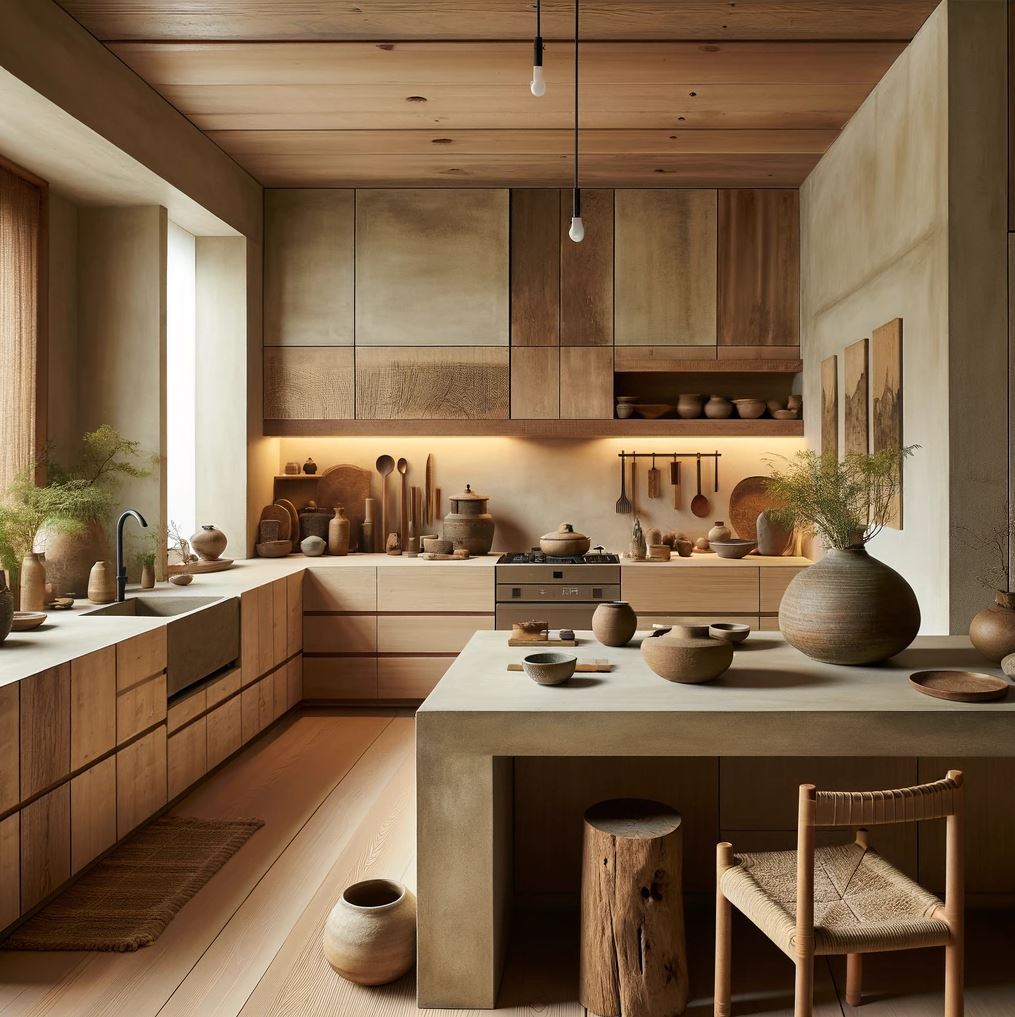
[540,523,591,557]
[443,485,495,555]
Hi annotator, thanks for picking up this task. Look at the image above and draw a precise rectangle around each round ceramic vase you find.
[592,601,638,647]
[969,591,1015,664]
[190,525,227,561]
[778,547,920,665]
[328,507,351,556]
[323,879,416,986]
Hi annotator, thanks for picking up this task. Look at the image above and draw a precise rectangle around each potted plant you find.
[957,516,1015,663]
[764,447,920,665]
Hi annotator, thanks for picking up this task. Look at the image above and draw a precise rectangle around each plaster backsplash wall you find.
[276,436,805,553]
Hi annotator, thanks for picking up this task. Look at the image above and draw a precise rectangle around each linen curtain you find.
[0,161,43,495]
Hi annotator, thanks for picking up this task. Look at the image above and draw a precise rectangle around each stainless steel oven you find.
[494,559,621,630]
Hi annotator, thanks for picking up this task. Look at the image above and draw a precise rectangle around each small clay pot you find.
[694,536,711,552]
[787,394,803,413]
[647,544,671,562]
[641,627,733,684]
[969,591,1015,663]
[675,538,694,558]
[677,394,705,419]
[616,403,636,419]
[592,601,638,647]
[86,560,114,605]
[704,395,733,420]
[757,511,793,556]
[422,537,453,555]
[303,458,318,475]
[284,461,301,476]
[733,398,766,420]
[710,622,752,645]
[140,563,156,590]
[766,399,785,416]
[708,521,732,544]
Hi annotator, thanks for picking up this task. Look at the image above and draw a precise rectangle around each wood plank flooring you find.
[0,710,1013,1016]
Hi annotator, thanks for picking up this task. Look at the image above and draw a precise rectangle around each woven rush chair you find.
[714,770,964,1017]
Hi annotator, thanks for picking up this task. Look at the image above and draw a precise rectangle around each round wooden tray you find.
[909,669,1010,703]
[12,611,47,632]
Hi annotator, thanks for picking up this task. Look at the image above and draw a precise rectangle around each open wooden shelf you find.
[264,419,804,438]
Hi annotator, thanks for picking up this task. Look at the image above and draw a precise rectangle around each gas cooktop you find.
[496,549,620,565]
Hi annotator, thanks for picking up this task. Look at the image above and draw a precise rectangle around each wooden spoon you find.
[691,453,710,518]
[376,455,394,547]
[397,458,409,544]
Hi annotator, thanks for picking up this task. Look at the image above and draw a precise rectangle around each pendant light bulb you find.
[568,216,585,243]
[530,64,546,96]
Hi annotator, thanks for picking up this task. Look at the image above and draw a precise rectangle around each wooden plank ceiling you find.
[56,1,940,188]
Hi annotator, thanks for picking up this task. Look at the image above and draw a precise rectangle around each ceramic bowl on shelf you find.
[633,404,675,419]
[522,651,578,686]
[616,396,639,404]
[773,409,799,420]
[733,399,767,419]
[616,403,636,419]
[709,622,752,645]
[709,539,757,559]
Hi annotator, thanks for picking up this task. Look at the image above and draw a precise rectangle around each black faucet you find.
[115,509,149,603]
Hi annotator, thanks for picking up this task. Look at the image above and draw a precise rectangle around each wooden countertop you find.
[417,630,1015,758]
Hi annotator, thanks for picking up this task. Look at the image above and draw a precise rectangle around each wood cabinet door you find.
[70,646,116,770]
[286,571,303,656]
[0,685,18,814]
[511,189,559,347]
[303,567,377,612]
[622,567,760,615]
[377,657,451,700]
[116,630,168,691]
[21,784,70,910]
[718,189,799,348]
[510,347,559,419]
[168,717,208,800]
[207,696,242,770]
[116,726,167,839]
[70,756,116,874]
[559,189,613,346]
[377,565,494,613]
[560,346,613,419]
[20,663,70,801]
[0,813,18,928]
[615,189,717,347]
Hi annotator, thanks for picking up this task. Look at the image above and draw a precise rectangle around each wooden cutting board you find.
[318,465,373,552]
[728,476,782,541]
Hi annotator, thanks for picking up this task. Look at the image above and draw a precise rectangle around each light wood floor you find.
[0,709,1013,1016]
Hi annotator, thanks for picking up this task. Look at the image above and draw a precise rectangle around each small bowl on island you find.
[709,622,752,645]
[522,651,578,686]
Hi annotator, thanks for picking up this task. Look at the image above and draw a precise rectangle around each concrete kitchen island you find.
[415,630,1015,1009]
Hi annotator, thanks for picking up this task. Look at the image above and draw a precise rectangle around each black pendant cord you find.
[533,0,542,68]
[573,0,580,217]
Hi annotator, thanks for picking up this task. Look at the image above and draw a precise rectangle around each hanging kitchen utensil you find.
[376,455,394,548]
[648,454,661,498]
[615,452,632,514]
[691,453,710,517]
[397,458,409,543]
[671,454,681,510]
[630,455,638,515]
[714,449,719,493]
[424,454,433,528]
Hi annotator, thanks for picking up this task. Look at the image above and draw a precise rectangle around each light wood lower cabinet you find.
[116,726,167,840]
[241,674,275,741]
[70,646,116,771]
[168,717,208,800]
[207,696,242,770]
[303,656,377,700]
[20,663,70,801]
[20,784,70,910]
[304,567,377,612]
[207,666,241,708]
[760,567,805,613]
[377,657,452,699]
[287,656,303,709]
[377,566,494,613]
[116,629,167,691]
[167,684,207,734]
[304,613,376,653]
[116,672,167,745]
[286,571,303,655]
[623,567,760,615]
[0,812,19,929]
[70,756,116,873]
[377,614,494,653]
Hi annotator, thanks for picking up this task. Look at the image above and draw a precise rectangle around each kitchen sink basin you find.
[84,595,240,695]
[84,596,222,618]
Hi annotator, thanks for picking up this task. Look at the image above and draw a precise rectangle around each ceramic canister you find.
[443,485,495,555]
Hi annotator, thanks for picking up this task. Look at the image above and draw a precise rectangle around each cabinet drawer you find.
[207,697,242,769]
[0,685,18,814]
[378,657,452,699]
[304,614,376,653]
[117,672,168,745]
[303,656,377,700]
[21,784,70,910]
[241,675,274,741]
[167,685,206,734]
[622,567,759,614]
[21,663,71,801]
[759,567,806,613]
[207,666,241,708]
[70,756,116,873]
[168,716,207,800]
[0,813,18,929]
[304,567,376,612]
[377,566,494,613]
[377,614,492,653]
[116,629,167,690]
[116,726,167,839]
[70,646,116,770]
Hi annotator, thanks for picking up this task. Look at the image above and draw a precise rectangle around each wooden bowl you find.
[256,539,292,558]
[12,611,47,632]
[709,622,752,645]
[633,404,676,419]
[909,670,1009,702]
[709,539,757,559]
[522,651,577,686]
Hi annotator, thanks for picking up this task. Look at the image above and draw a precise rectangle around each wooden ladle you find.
[691,453,710,518]
[397,458,409,543]
[376,454,395,547]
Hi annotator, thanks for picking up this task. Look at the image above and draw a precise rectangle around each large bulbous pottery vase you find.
[969,591,1015,664]
[778,546,920,665]
[38,520,111,597]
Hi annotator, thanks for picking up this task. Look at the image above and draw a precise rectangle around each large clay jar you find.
[87,560,115,605]
[328,507,351,556]
[592,601,638,647]
[20,553,47,612]
[38,520,111,596]
[756,510,793,556]
[969,591,1015,663]
[190,524,227,561]
[323,879,416,986]
[779,547,920,665]
[0,572,13,645]
[677,393,704,419]
[443,485,495,556]
[540,523,591,557]
[641,626,734,684]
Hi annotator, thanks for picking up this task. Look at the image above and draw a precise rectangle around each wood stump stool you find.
[580,798,688,1017]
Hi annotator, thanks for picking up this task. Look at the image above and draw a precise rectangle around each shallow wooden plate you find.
[259,504,291,543]
[728,475,783,541]
[12,611,47,631]
[909,670,1009,703]
[274,498,300,551]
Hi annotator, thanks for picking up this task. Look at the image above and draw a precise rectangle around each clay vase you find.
[443,485,495,556]
[38,520,111,596]
[677,393,704,419]
[779,547,920,665]
[757,511,793,556]
[190,524,227,561]
[592,601,638,647]
[329,507,351,556]
[323,879,416,986]
[641,626,734,684]
[969,591,1015,664]
[708,521,732,544]
[20,553,47,612]
[704,395,733,420]
[0,572,13,645]
[675,538,694,558]
[303,458,318,475]
[140,563,156,590]
[86,560,115,605]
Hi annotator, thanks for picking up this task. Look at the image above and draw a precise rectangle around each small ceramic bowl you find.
[522,651,578,686]
[12,611,47,632]
[733,399,766,419]
[773,408,799,420]
[710,622,752,645]
[616,395,639,404]
[709,539,757,559]
[422,537,453,554]
[767,399,785,415]
[616,403,636,419]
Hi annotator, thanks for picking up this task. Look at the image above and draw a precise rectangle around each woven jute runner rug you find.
[3,816,264,952]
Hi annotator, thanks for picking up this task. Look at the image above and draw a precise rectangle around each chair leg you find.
[714,890,732,1016]
[945,942,964,1017]
[846,953,862,1007]
[794,956,813,1017]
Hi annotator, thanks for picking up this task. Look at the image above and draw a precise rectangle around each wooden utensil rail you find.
[618,450,722,493]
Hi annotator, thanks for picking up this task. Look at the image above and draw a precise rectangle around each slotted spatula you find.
[616,453,632,514]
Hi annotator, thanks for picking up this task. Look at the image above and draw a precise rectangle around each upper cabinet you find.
[717,189,800,351]
[615,189,717,348]
[559,189,614,347]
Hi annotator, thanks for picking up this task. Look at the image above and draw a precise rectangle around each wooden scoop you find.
[691,453,710,517]
[376,454,394,546]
